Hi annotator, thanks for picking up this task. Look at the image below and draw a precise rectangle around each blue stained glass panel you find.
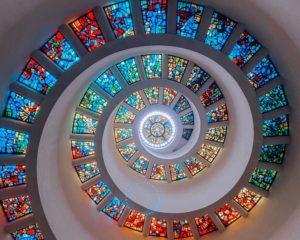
[12,224,44,240]
[263,115,289,137]
[95,69,123,97]
[0,165,26,189]
[258,85,287,113]
[117,58,140,85]
[259,144,286,164]
[180,112,194,125]
[182,129,193,140]
[142,54,162,79]
[102,197,126,221]
[174,95,191,114]
[186,65,210,93]
[74,162,100,183]
[0,128,29,154]
[71,140,95,159]
[72,113,98,134]
[80,88,108,114]
[168,56,188,82]
[130,156,149,175]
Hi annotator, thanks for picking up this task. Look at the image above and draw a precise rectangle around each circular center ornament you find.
[139,111,176,149]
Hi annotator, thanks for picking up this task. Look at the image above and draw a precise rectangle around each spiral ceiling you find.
[0,0,294,239]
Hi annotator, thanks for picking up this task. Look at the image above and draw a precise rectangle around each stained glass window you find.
[184,157,206,176]
[104,1,135,39]
[173,95,191,114]
[149,218,167,237]
[205,12,236,51]
[117,58,140,85]
[71,140,95,159]
[143,87,159,105]
[4,91,40,123]
[205,126,227,143]
[74,162,100,183]
[200,82,223,107]
[186,65,210,93]
[249,167,277,191]
[259,144,286,164]
[118,143,138,161]
[114,128,133,143]
[262,115,289,137]
[197,144,220,163]
[12,224,44,240]
[142,54,162,79]
[180,112,194,125]
[124,210,145,232]
[150,163,167,181]
[0,128,29,154]
[114,106,136,124]
[141,0,167,34]
[194,215,217,236]
[170,163,187,181]
[207,104,228,123]
[173,220,193,239]
[182,128,193,140]
[86,181,111,204]
[258,85,288,113]
[41,31,80,71]
[70,11,105,52]
[0,165,26,189]
[228,31,262,68]
[163,88,177,106]
[95,69,123,97]
[72,113,98,134]
[80,88,107,114]
[130,156,149,175]
[234,188,261,212]
[125,92,145,111]
[1,195,32,222]
[18,58,57,95]
[102,197,126,221]
[247,56,279,89]
[215,203,240,227]
[176,2,204,39]
[168,56,188,82]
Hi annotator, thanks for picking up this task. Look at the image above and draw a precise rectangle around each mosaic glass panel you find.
[149,218,167,237]
[114,128,133,143]
[18,58,57,95]
[4,91,40,123]
[102,197,126,221]
[143,87,159,105]
[205,126,227,143]
[104,1,135,39]
[258,85,288,113]
[180,112,194,125]
[95,69,123,97]
[262,115,289,137]
[170,163,187,181]
[182,128,193,140]
[72,113,98,134]
[229,31,262,68]
[247,56,279,89]
[163,88,177,106]
[150,163,167,181]
[184,157,206,176]
[86,181,111,204]
[215,203,240,227]
[0,165,26,189]
[1,195,32,222]
[124,210,145,232]
[141,0,167,34]
[176,1,204,39]
[0,128,29,154]
[79,88,107,114]
[74,162,100,183]
[130,156,149,175]
[117,57,140,85]
[71,140,95,159]
[207,104,228,123]
[194,215,217,236]
[200,82,223,107]
[41,31,80,71]
[173,220,193,239]
[142,54,162,79]
[259,144,286,164]
[167,56,188,82]
[125,92,145,111]
[12,224,44,240]
[249,167,277,191]
[118,143,138,161]
[197,144,220,163]
[234,188,261,212]
[173,95,191,114]
[205,12,236,51]
[186,65,210,93]
[114,106,136,124]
